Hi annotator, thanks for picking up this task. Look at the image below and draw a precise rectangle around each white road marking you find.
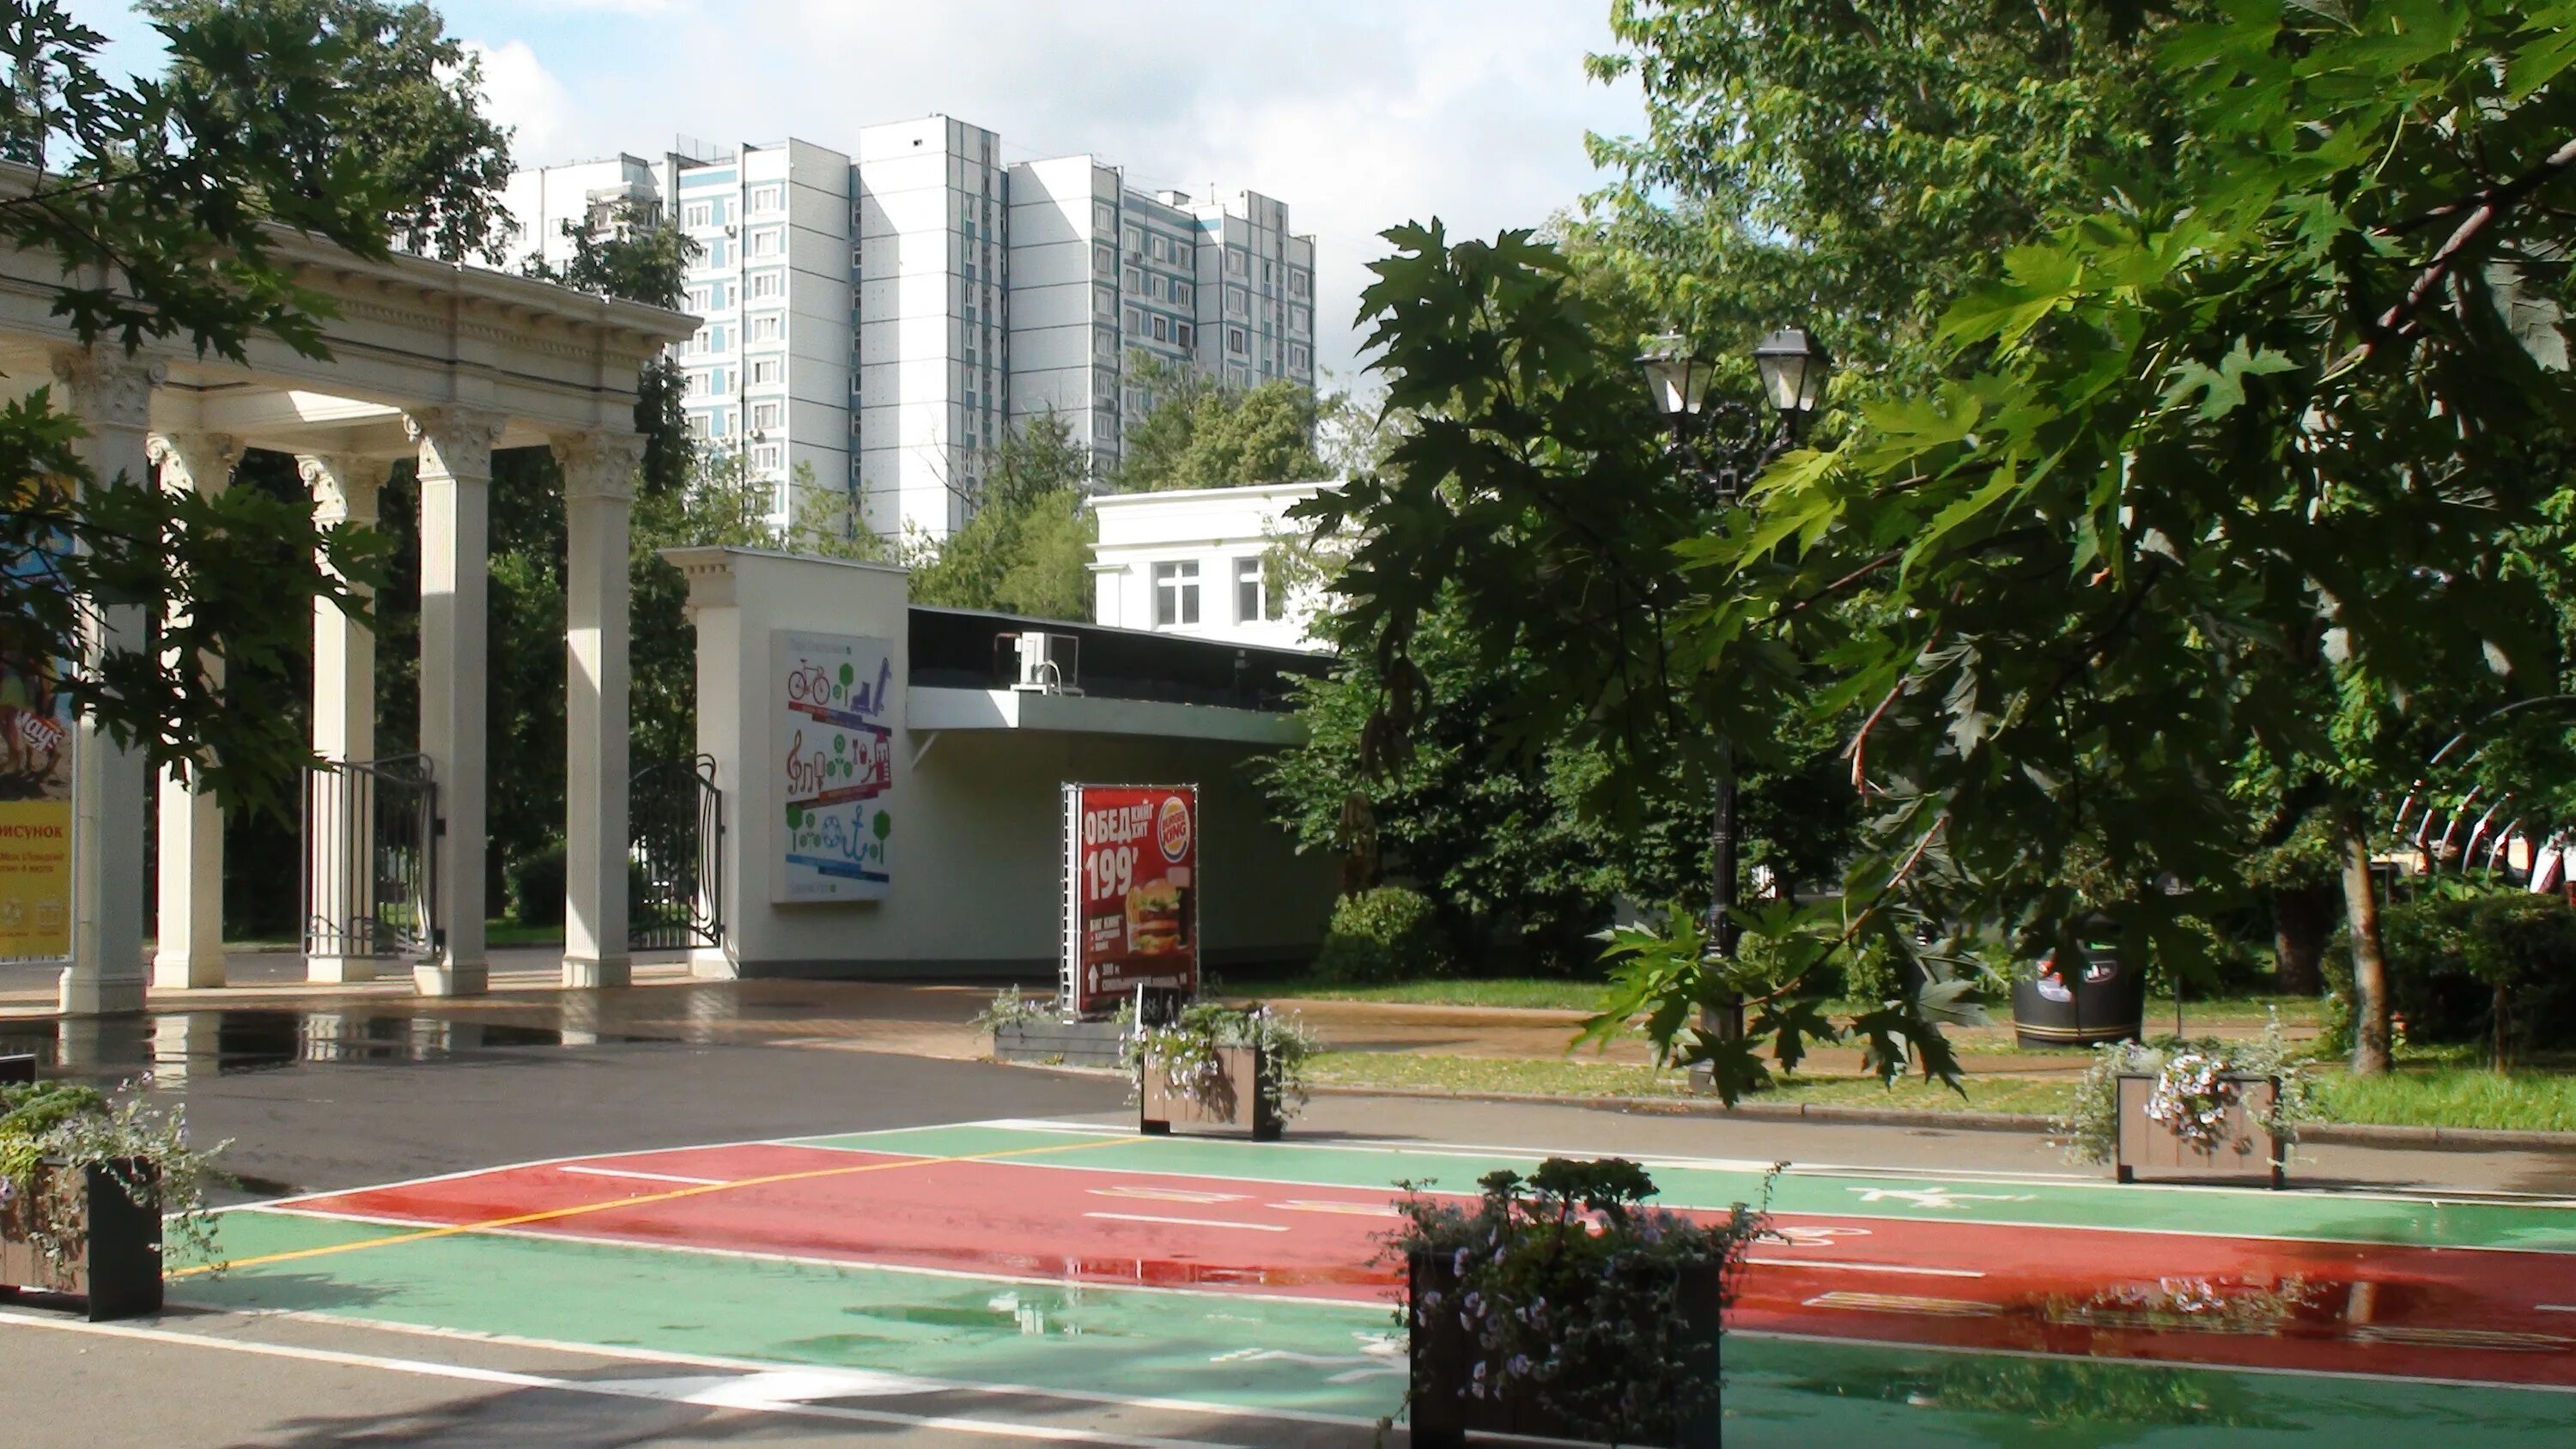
[1847,1187,2037,1210]
[1084,1211,1288,1233]
[1086,1185,1249,1205]
[1267,1200,1399,1218]
[1746,1257,1984,1278]
[559,1165,732,1186]
[2537,1303,2576,1313]
[0,1311,1242,1446]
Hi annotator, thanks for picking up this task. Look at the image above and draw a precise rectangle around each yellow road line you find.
[177,1134,1131,1279]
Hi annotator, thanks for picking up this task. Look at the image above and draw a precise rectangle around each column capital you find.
[299,452,391,525]
[148,432,244,495]
[551,430,647,504]
[48,345,166,432]
[405,406,507,482]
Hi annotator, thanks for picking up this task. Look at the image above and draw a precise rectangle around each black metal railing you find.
[301,755,438,960]
[630,755,723,951]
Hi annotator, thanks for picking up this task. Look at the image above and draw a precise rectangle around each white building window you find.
[1291,268,1310,297]
[1235,556,1283,622]
[686,412,710,440]
[750,184,784,213]
[752,443,782,471]
[1093,287,1115,318]
[1094,245,1114,276]
[1176,323,1194,349]
[1124,226,1143,253]
[1227,327,1246,355]
[1153,561,1200,627]
[1291,343,1309,372]
[1094,328,1116,358]
[750,271,784,299]
[1125,306,1144,332]
[1151,315,1169,342]
[686,286,711,313]
[751,401,782,432]
[1225,249,1246,276]
[751,357,781,385]
[1124,265,1144,292]
[750,227,782,257]
[750,312,782,342]
[1291,305,1310,334]
[1094,202,1116,232]
[1173,282,1194,307]
[683,203,712,229]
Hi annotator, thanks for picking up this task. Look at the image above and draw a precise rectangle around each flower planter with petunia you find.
[2054,1023,2311,1188]
[1122,1003,1313,1142]
[1393,1158,1765,1449]
[0,1079,225,1320]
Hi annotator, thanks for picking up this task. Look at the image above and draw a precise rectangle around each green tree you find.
[0,2,399,816]
[1116,355,1328,492]
[137,0,515,263]
[907,412,1096,620]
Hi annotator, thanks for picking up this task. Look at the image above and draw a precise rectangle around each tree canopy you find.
[1115,355,1329,493]
[906,411,1095,621]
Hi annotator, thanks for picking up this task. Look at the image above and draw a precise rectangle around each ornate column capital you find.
[148,432,244,496]
[551,430,647,505]
[48,345,166,433]
[298,453,392,526]
[404,406,507,482]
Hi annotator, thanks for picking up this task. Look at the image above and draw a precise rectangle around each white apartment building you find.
[505,118,1318,542]
[1087,481,1341,652]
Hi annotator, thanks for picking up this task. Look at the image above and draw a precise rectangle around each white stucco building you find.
[506,118,1319,543]
[1086,481,1342,652]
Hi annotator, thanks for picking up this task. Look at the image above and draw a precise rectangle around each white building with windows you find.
[505,118,1318,543]
[1086,481,1340,652]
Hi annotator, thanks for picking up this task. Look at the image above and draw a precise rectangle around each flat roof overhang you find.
[906,687,1305,746]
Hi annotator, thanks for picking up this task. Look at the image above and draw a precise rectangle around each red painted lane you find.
[283,1149,2576,1387]
[1743,1212,2576,1387]
[289,1146,1415,1301]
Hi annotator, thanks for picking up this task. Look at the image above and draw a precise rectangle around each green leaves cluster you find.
[905,411,1096,621]
[1115,355,1328,494]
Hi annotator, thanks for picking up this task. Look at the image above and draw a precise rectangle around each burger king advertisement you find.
[1062,783,1198,1016]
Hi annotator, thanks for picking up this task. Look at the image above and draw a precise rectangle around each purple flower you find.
[1453,1247,1472,1274]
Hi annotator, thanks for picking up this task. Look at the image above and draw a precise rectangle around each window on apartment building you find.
[750,228,782,257]
[749,313,782,343]
[750,271,783,299]
[1235,556,1284,623]
[689,368,714,397]
[1093,287,1115,318]
[1094,328,1116,359]
[1123,266,1144,292]
[1292,305,1310,334]
[687,286,711,313]
[1291,268,1310,298]
[1176,323,1194,349]
[1153,561,1200,627]
[753,443,782,471]
[1173,282,1194,307]
[1227,327,1246,355]
[1124,226,1143,253]
[683,203,712,228]
[1291,344,1310,372]
[687,413,711,441]
[1123,387,1145,413]
[1125,306,1144,332]
[705,238,731,267]
[1261,261,1274,284]
[1151,315,1170,342]
[752,401,782,432]
[1227,366,1248,388]
[1095,202,1116,231]
[1226,288,1247,318]
[1094,245,1114,276]
[752,184,784,213]
[1094,411,1116,440]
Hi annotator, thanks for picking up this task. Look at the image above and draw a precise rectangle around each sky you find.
[83,0,1648,385]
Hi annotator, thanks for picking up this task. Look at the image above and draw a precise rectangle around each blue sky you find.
[84,0,1646,384]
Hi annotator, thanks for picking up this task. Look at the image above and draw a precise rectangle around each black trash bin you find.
[2010,945,2145,1049]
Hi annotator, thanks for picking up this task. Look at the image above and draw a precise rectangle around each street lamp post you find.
[1639,327,1832,1049]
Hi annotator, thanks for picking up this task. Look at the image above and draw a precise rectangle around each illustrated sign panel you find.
[1063,784,1199,1016]
[0,484,75,961]
[774,630,895,902]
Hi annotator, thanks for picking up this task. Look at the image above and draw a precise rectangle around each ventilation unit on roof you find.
[996,631,1080,696]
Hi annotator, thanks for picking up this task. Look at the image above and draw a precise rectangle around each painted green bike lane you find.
[791,1124,2576,1253]
[179,1209,1406,1422]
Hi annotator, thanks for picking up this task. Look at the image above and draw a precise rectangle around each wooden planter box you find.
[0,1158,163,1320]
[1406,1249,1724,1447]
[2115,1072,2285,1188]
[1139,1045,1279,1141]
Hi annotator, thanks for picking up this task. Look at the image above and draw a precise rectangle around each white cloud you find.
[465,39,576,168]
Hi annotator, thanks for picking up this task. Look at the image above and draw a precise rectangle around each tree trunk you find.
[2270,884,2335,996]
[2340,822,2393,1076]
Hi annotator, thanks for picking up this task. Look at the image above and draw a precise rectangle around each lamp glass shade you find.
[1637,333,1711,417]
[1753,327,1832,417]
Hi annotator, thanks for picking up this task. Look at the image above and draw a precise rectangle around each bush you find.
[508,841,567,928]
[1313,885,1444,984]
[2324,891,2576,1058]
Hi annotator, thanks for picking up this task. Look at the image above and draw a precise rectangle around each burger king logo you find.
[1157,795,1192,863]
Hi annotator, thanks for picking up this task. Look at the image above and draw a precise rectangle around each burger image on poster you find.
[1125,795,1194,954]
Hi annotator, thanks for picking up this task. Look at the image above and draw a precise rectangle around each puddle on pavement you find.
[0,1007,682,1082]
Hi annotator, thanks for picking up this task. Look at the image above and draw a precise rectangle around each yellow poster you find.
[0,650,74,960]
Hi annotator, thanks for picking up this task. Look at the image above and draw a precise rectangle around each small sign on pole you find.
[1061,783,1199,1018]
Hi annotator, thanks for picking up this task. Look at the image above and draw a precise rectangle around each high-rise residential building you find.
[503,116,1316,542]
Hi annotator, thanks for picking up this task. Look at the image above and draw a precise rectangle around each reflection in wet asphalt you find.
[0,1007,684,1082]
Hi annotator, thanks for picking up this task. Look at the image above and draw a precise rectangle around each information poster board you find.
[0,652,72,961]
[1062,783,1199,1016]
[774,630,896,902]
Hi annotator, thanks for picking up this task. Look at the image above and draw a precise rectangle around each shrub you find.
[508,841,567,928]
[1314,885,1444,984]
[2324,891,2576,1060]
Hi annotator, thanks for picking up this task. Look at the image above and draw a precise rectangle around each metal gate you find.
[301,755,439,959]
[630,755,723,951]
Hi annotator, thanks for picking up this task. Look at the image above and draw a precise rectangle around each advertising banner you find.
[1062,783,1199,1016]
[774,630,896,902]
[1,482,75,961]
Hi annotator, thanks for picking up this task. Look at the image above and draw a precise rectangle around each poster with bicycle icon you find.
[774,629,896,902]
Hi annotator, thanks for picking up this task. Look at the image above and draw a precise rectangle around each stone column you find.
[555,431,644,989]
[406,408,503,997]
[299,452,387,984]
[50,346,161,1017]
[147,432,242,991]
